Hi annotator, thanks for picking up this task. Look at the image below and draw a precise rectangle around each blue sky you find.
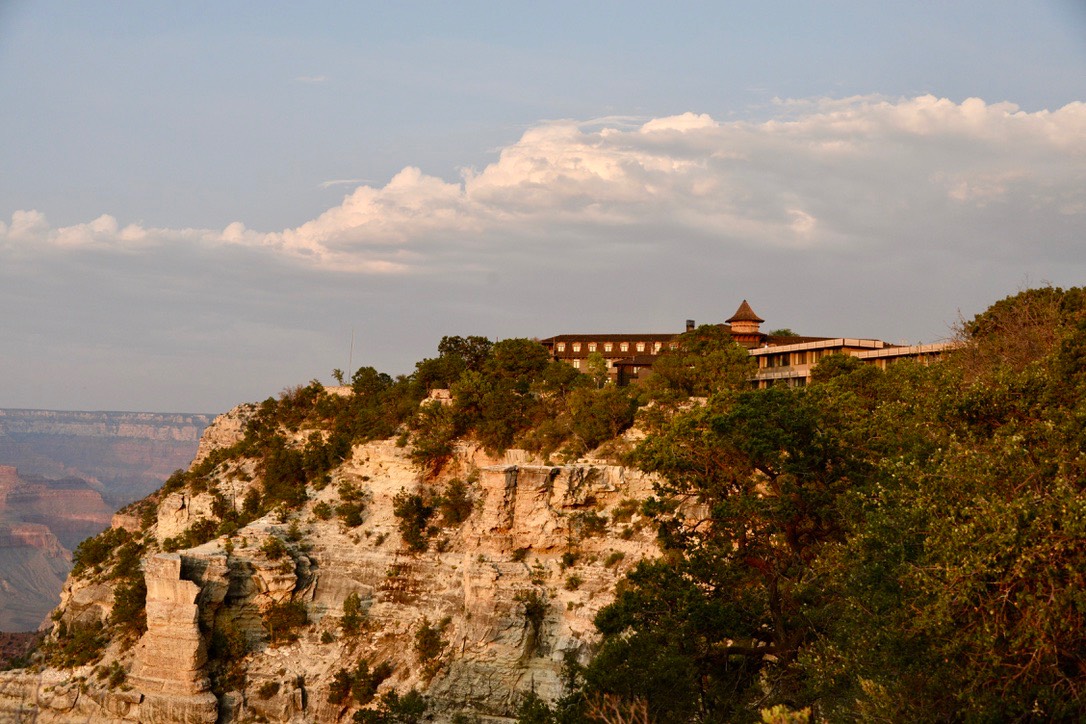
[1,1,1084,412]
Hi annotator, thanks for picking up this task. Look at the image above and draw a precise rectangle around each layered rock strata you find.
[0,406,662,722]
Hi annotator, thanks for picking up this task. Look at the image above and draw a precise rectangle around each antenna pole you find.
[348,327,355,382]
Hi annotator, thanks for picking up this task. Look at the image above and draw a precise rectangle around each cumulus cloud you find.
[3,94,1084,274]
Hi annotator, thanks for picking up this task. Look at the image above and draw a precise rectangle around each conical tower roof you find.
[726,300,764,324]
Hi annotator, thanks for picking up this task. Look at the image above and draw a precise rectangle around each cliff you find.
[0,409,213,508]
[0,401,663,722]
[0,466,112,631]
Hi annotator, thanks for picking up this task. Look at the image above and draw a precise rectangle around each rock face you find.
[0,466,113,630]
[0,405,663,722]
[0,523,71,631]
[129,554,218,723]
[0,466,115,549]
[0,408,213,508]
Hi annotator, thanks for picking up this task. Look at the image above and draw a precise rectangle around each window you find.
[556,343,565,352]
[572,343,581,352]
[636,342,645,352]
[588,342,597,352]
[620,342,629,352]
[654,342,662,352]
[572,359,580,368]
[669,342,678,350]
[604,342,613,352]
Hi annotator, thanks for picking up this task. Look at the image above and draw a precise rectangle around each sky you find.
[1,1,1085,414]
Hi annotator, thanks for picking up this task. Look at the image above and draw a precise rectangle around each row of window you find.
[571,358,616,369]
[555,340,675,354]
[760,349,826,368]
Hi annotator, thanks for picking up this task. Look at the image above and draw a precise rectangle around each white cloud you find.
[2,95,1084,273]
[319,178,368,189]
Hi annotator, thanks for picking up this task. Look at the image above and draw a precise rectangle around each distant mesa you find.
[0,410,212,632]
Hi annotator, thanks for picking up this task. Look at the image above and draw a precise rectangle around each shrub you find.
[393,489,434,553]
[414,617,450,678]
[314,501,334,520]
[262,441,309,510]
[353,688,428,724]
[45,619,106,668]
[264,600,308,645]
[570,511,608,539]
[109,576,147,638]
[329,659,393,706]
[351,660,393,705]
[341,592,365,636]
[243,488,262,516]
[565,575,583,591]
[611,498,640,524]
[438,479,474,526]
[161,469,189,494]
[516,590,547,635]
[604,551,625,568]
[162,518,219,552]
[337,501,366,528]
[328,668,354,705]
[71,527,129,577]
[260,536,289,560]
[107,661,126,688]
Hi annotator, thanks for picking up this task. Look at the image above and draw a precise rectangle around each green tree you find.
[584,351,609,388]
[643,324,754,400]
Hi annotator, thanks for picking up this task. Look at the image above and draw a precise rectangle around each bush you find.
[329,659,393,706]
[393,489,434,552]
[162,518,219,552]
[71,527,129,577]
[438,479,474,526]
[610,499,640,524]
[341,592,365,636]
[337,501,366,528]
[45,619,106,668]
[353,688,428,724]
[260,536,289,560]
[570,511,608,539]
[414,617,450,677]
[109,576,147,638]
[351,660,393,705]
[264,600,308,645]
[262,440,309,510]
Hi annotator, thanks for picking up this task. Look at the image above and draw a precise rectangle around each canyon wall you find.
[0,407,663,722]
[0,409,213,508]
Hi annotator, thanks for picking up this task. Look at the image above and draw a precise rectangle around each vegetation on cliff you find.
[22,286,1086,722]
[523,286,1086,722]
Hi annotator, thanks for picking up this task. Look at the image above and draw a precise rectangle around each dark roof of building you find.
[763,335,833,346]
[726,299,764,324]
[611,355,660,367]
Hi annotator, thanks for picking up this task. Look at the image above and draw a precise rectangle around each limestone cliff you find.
[0,409,213,508]
[0,466,113,631]
[0,400,662,722]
